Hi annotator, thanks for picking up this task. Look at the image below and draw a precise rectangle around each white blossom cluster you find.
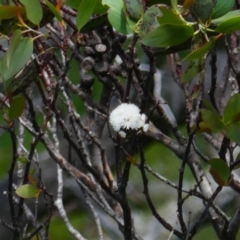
[109,103,149,138]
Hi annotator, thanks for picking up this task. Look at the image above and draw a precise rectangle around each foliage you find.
[0,0,240,240]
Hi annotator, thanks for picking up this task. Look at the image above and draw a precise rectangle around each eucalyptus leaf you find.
[16,184,41,199]
[212,10,240,24]
[215,16,240,33]
[6,29,22,68]
[209,158,230,186]
[184,37,216,61]
[102,0,132,34]
[158,5,186,25]
[212,0,234,19]
[0,6,26,20]
[226,123,240,144]
[19,0,43,25]
[202,99,219,116]
[170,0,177,11]
[76,0,98,31]
[142,23,194,48]
[45,0,63,22]
[181,59,200,84]
[139,5,162,38]
[8,49,53,96]
[190,0,217,23]
[1,38,33,82]
[8,96,25,120]
[223,94,240,124]
[124,0,145,20]
[200,109,224,133]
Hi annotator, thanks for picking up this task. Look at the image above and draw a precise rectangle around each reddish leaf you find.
[8,96,25,120]
[209,158,230,186]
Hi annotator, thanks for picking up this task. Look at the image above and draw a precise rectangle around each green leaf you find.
[190,0,217,23]
[212,10,240,24]
[223,94,240,124]
[212,0,234,19]
[184,37,216,61]
[202,99,219,116]
[16,184,41,198]
[93,1,109,14]
[170,0,177,11]
[65,0,81,9]
[138,5,161,38]
[44,0,63,22]
[6,29,22,68]
[209,158,230,186]
[200,109,224,132]
[124,0,145,20]
[158,5,186,25]
[8,96,25,120]
[1,37,33,81]
[225,123,240,143]
[19,0,43,25]
[181,59,200,84]
[215,16,240,33]
[76,0,98,31]
[0,6,26,20]
[102,0,132,34]
[142,23,194,48]
[8,49,53,96]
[17,157,29,163]
[81,14,108,33]
[233,152,240,169]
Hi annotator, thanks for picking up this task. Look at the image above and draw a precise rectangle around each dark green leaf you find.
[81,14,108,33]
[8,96,25,120]
[0,6,26,20]
[139,5,161,38]
[65,0,81,9]
[76,0,98,31]
[209,158,230,186]
[1,37,33,81]
[93,1,109,14]
[16,184,41,198]
[200,109,224,132]
[181,59,200,84]
[8,49,53,96]
[142,24,194,48]
[44,0,63,22]
[223,94,240,124]
[212,10,240,24]
[202,99,219,116]
[124,0,145,20]
[6,29,22,68]
[19,0,43,25]
[215,16,240,33]
[158,5,186,25]
[226,123,240,143]
[102,0,132,34]
[212,0,234,19]
[190,0,217,23]
[184,37,216,61]
[233,152,240,169]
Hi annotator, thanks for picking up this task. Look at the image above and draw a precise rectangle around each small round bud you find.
[81,57,95,71]
[95,62,108,73]
[95,44,107,53]
[80,74,95,88]
[85,46,95,56]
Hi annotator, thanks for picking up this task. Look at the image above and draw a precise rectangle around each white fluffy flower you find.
[109,103,149,137]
